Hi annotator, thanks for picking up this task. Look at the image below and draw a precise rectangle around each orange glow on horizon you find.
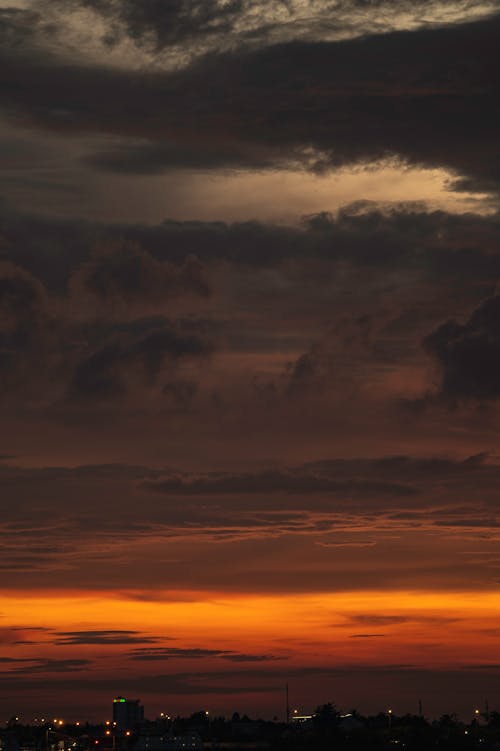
[2,588,500,669]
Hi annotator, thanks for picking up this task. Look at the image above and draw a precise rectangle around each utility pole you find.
[286,684,290,724]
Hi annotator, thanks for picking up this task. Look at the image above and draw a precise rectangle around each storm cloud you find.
[424,294,500,402]
[0,8,498,193]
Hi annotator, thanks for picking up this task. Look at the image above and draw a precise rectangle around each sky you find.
[0,0,500,725]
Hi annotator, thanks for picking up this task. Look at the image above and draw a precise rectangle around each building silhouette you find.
[112,696,144,732]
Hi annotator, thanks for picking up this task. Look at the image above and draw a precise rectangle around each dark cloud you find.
[29,0,497,89]
[71,241,210,308]
[16,658,92,674]
[83,139,273,174]
[2,203,500,290]
[0,261,47,333]
[220,654,285,662]
[345,615,410,626]
[0,261,56,393]
[130,647,232,661]
[73,0,249,52]
[303,453,489,481]
[342,613,462,626]
[424,294,500,402]
[142,454,492,499]
[0,451,461,506]
[315,540,377,548]
[142,469,418,497]
[0,12,498,189]
[0,658,92,675]
[0,244,212,405]
[129,646,284,662]
[0,656,34,663]
[69,319,211,402]
[55,630,163,645]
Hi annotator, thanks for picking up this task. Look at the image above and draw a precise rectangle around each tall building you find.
[112,696,144,732]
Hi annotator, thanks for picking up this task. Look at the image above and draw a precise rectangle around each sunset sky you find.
[1,0,500,724]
